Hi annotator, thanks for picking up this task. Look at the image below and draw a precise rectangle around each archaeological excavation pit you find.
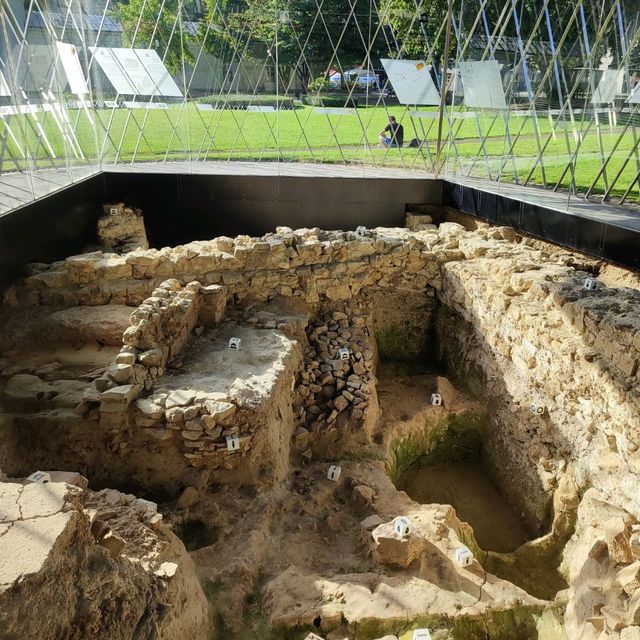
[1,192,640,640]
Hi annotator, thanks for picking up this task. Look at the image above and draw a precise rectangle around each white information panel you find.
[381,59,440,105]
[133,49,182,97]
[13,44,60,92]
[0,69,10,96]
[123,101,168,110]
[111,48,157,95]
[56,42,88,95]
[591,69,623,104]
[91,47,137,94]
[629,86,640,104]
[459,61,507,110]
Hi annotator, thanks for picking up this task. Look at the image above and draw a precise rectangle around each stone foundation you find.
[1,213,640,639]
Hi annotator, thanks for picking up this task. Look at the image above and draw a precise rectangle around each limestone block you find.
[325,283,351,301]
[0,509,75,586]
[622,627,640,640]
[100,384,140,412]
[166,389,197,409]
[135,398,164,419]
[97,257,133,280]
[65,254,100,284]
[204,400,236,424]
[629,591,640,625]
[138,349,164,366]
[372,520,424,568]
[199,284,227,325]
[601,606,626,631]
[616,563,640,596]
[111,364,133,384]
[115,351,137,365]
[605,516,635,565]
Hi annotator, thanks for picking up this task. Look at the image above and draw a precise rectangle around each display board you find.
[56,42,88,95]
[629,86,640,104]
[91,47,137,94]
[380,59,440,105]
[0,69,10,97]
[12,44,60,93]
[133,49,182,97]
[111,48,157,95]
[591,69,623,104]
[459,61,507,110]
[92,47,182,97]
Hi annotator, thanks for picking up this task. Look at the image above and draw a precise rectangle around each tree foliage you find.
[201,0,388,89]
[115,0,193,74]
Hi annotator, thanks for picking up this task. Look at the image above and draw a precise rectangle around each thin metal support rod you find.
[435,0,454,179]
[602,133,640,200]
[586,103,640,198]
[620,167,640,204]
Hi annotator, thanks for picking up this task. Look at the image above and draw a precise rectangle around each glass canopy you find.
[0,0,638,212]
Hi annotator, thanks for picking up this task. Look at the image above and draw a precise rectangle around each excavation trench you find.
[399,461,530,553]
[376,299,572,603]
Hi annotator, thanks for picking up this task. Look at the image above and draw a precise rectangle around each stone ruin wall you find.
[3,217,640,638]
[4,222,640,525]
[439,253,640,534]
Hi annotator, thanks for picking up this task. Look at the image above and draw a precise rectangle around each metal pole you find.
[435,0,454,178]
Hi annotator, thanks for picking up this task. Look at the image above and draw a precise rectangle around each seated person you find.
[379,115,404,148]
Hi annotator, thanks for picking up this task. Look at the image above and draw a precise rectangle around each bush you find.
[308,76,331,92]
[301,94,358,108]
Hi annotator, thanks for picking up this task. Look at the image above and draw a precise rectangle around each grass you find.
[1,102,638,201]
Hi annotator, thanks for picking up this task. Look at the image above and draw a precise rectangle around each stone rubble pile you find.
[296,307,375,433]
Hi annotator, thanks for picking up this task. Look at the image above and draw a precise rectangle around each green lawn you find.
[1,103,638,202]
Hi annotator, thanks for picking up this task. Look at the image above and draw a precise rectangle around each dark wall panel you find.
[104,173,442,248]
[0,174,106,291]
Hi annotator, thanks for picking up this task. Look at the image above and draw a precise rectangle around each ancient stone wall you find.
[3,228,448,308]
[439,250,640,534]
[98,202,149,253]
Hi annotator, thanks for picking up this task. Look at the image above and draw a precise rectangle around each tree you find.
[115,0,194,75]
[201,0,388,91]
